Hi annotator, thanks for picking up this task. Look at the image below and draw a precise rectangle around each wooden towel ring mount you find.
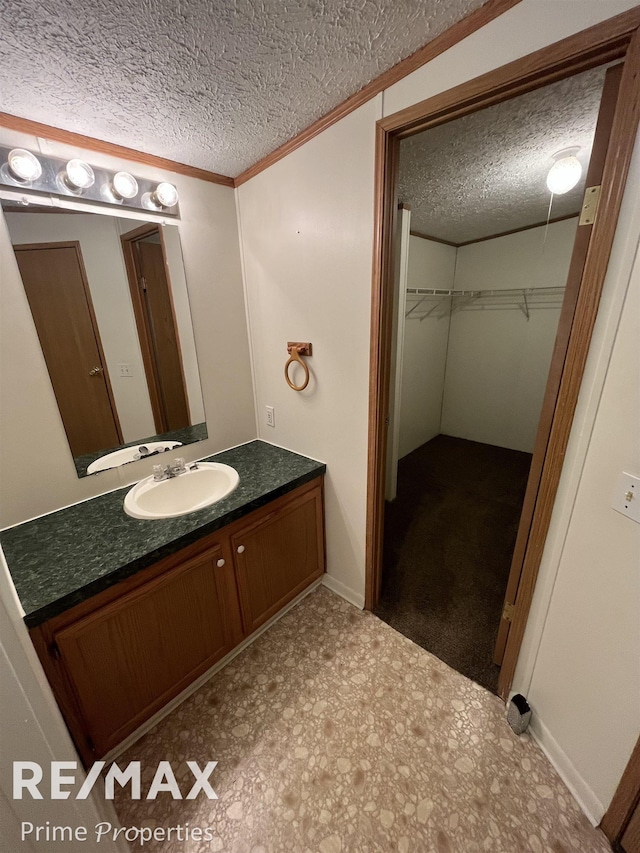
[285,342,313,391]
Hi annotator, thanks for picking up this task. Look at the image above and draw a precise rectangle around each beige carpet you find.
[113,587,611,853]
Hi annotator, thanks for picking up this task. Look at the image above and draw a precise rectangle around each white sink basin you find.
[124,462,239,519]
[87,441,182,474]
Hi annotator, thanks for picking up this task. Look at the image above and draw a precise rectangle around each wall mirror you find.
[2,199,208,477]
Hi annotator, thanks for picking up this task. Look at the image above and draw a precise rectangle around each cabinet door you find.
[232,485,324,634]
[55,544,230,757]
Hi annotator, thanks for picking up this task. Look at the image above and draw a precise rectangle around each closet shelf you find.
[405,286,565,321]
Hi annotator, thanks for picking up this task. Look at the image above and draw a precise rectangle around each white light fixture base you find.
[546,146,582,195]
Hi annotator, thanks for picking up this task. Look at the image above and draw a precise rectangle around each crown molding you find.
[0,113,235,188]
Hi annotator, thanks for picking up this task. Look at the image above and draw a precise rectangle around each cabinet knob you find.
[236,545,245,554]
[216,558,225,568]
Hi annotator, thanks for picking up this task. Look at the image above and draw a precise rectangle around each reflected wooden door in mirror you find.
[15,240,123,456]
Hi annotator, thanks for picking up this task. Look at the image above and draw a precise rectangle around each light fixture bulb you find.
[65,159,95,190]
[153,182,178,208]
[7,148,42,182]
[112,171,138,199]
[546,148,582,195]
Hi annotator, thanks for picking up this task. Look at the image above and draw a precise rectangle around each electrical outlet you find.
[118,363,133,378]
[265,406,275,427]
[612,471,640,523]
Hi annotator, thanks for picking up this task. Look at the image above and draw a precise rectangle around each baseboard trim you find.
[104,577,323,763]
[530,714,605,826]
[322,573,365,610]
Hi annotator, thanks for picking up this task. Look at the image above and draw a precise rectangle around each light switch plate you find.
[612,471,640,523]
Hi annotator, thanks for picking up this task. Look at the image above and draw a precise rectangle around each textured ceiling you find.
[0,0,487,177]
[398,66,607,244]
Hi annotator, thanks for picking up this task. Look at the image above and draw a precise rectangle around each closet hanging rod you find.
[406,286,565,297]
[453,286,565,297]
[404,286,566,320]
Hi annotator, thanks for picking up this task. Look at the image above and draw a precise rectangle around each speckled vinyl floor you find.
[113,587,611,853]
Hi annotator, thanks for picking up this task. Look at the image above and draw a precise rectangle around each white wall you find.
[440,219,576,452]
[0,128,256,529]
[454,217,579,291]
[237,98,379,607]
[399,221,576,457]
[236,0,640,818]
[526,246,640,819]
[5,211,156,442]
[398,235,454,458]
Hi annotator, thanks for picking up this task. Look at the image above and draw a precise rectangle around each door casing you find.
[365,9,640,700]
[601,735,640,850]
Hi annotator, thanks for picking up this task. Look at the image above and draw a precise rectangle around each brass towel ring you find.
[284,342,312,391]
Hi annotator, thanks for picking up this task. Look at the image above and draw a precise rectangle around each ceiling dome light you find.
[64,159,95,191]
[7,148,42,182]
[112,171,138,200]
[546,147,582,195]
[152,182,179,208]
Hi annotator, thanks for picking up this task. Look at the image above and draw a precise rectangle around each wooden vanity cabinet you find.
[30,539,238,763]
[232,484,325,634]
[29,477,324,766]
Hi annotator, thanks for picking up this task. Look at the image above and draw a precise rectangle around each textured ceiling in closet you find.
[397,65,608,244]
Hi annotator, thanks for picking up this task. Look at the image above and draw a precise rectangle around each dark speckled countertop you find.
[1,441,325,629]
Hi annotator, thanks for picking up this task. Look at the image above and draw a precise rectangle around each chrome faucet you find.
[152,457,196,481]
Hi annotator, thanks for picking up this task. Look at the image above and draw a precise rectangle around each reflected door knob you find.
[236,545,245,554]
[216,558,225,568]
[89,366,103,376]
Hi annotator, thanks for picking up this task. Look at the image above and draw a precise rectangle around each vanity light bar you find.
[0,146,179,215]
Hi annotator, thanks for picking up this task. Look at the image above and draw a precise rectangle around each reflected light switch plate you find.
[612,472,640,523]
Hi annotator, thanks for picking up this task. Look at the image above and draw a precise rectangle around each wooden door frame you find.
[14,239,123,449]
[493,59,623,667]
[601,735,640,849]
[120,223,189,435]
[365,8,640,701]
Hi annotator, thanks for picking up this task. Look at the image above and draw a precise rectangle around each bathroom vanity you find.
[1,441,326,766]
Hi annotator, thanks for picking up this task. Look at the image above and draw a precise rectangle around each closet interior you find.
[375,64,608,693]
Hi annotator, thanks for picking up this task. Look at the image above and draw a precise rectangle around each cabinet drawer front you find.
[232,487,324,633]
[55,548,228,755]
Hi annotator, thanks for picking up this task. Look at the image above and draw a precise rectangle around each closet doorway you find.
[366,13,640,699]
